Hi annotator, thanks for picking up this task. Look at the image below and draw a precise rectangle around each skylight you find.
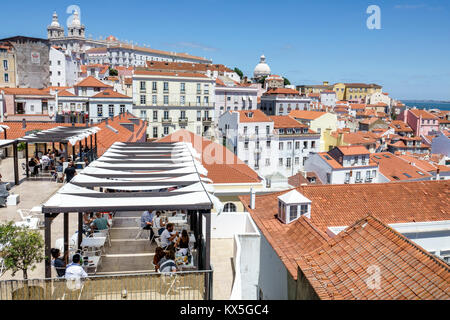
[417,171,425,176]
[383,154,390,158]
[403,173,412,178]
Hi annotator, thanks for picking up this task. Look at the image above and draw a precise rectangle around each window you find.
[163,82,169,92]
[300,204,308,216]
[152,82,157,91]
[4,73,8,83]
[279,158,283,166]
[286,158,292,168]
[265,159,270,166]
[266,140,271,148]
[197,111,201,121]
[311,141,316,149]
[164,127,169,135]
[140,95,146,105]
[326,173,331,184]
[3,60,8,70]
[97,105,103,117]
[266,126,270,135]
[163,111,169,120]
[224,203,237,212]
[204,84,209,94]
[304,141,308,149]
[197,83,201,93]
[196,96,201,105]
[204,96,209,105]
[180,83,185,93]
[356,171,361,181]
[163,95,169,105]
[279,142,284,150]
[295,157,299,165]
[140,110,147,119]
[345,172,350,182]
[244,126,248,135]
[289,206,297,221]
[295,142,300,149]
[153,127,158,138]
[180,95,185,105]
[109,105,114,117]
[287,142,292,150]
[57,60,61,66]
[140,81,146,91]
[180,110,186,119]
[153,111,158,121]
[372,170,377,178]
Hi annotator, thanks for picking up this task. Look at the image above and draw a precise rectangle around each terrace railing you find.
[0,270,213,300]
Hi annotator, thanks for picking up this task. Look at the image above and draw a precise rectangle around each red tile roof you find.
[371,152,433,181]
[296,215,450,300]
[410,109,438,120]
[289,110,326,120]
[91,88,131,99]
[239,180,450,279]
[57,90,76,97]
[264,88,299,95]
[157,130,262,184]
[238,110,272,123]
[0,88,52,96]
[74,76,112,88]
[269,116,307,129]
[337,145,370,155]
[0,113,147,156]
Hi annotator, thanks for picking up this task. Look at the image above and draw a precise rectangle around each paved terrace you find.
[0,158,233,300]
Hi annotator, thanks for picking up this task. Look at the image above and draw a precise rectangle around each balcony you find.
[202,117,212,125]
[179,118,188,124]
[161,118,172,124]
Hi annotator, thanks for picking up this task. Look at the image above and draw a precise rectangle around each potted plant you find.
[17,142,26,159]
[0,222,45,299]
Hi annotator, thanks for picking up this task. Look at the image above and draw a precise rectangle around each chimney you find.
[436,168,440,181]
[22,118,26,129]
[250,187,256,210]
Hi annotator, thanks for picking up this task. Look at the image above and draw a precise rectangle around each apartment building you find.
[260,88,310,116]
[132,70,215,138]
[304,145,379,184]
[215,76,258,120]
[0,42,16,88]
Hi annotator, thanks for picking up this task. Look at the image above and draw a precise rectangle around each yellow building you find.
[333,83,382,101]
[0,42,16,88]
[132,69,215,139]
[296,81,332,95]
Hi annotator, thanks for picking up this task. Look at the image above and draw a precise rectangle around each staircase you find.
[96,211,156,275]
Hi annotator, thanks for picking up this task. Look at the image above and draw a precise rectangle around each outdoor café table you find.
[80,237,106,250]
[167,216,187,224]
[82,256,101,275]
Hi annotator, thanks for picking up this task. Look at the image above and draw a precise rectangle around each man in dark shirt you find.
[51,248,66,277]
[63,161,77,183]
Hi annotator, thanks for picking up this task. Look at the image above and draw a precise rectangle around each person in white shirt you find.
[153,211,166,235]
[160,223,178,250]
[65,254,88,279]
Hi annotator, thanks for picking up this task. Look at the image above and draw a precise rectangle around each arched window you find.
[224,203,237,212]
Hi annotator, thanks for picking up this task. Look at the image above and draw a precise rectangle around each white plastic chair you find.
[135,218,150,240]
[15,209,40,230]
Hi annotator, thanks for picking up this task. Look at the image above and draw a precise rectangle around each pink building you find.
[400,108,439,137]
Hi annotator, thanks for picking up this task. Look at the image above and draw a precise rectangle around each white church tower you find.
[68,10,85,38]
[47,12,64,39]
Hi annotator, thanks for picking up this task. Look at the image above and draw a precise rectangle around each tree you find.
[0,223,44,280]
[109,68,118,76]
[284,78,291,86]
[233,67,243,79]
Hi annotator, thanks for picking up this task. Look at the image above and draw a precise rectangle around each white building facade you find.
[260,88,311,116]
[132,70,215,138]
[304,146,379,184]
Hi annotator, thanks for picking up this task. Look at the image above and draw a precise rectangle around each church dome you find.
[70,10,81,27]
[50,12,61,28]
[254,54,271,79]
[106,35,118,42]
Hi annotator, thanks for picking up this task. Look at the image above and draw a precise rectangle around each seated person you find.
[41,153,51,170]
[65,254,88,279]
[175,230,190,256]
[153,247,166,272]
[83,213,94,235]
[140,210,155,241]
[153,211,166,235]
[92,212,110,231]
[160,223,178,250]
[159,250,177,273]
[51,248,66,278]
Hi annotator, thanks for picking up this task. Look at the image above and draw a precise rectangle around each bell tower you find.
[47,12,64,39]
[68,10,85,38]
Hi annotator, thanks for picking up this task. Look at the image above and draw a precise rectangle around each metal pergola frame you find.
[0,139,19,186]
[17,127,99,178]
[41,142,213,298]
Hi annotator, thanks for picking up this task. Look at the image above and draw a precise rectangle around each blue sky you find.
[1,0,449,100]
